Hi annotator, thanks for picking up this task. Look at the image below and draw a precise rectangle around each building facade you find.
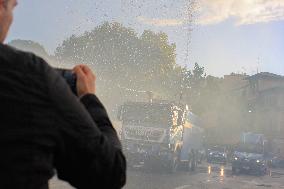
[244,72,284,137]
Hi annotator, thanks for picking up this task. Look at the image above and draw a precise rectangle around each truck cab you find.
[118,100,204,173]
[117,101,184,172]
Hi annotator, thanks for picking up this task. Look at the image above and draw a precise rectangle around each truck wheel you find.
[167,151,179,173]
[187,158,196,172]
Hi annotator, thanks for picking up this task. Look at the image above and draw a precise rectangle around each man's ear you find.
[0,0,5,10]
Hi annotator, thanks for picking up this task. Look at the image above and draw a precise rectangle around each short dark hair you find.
[3,0,8,6]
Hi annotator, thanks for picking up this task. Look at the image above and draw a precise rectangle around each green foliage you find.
[10,23,248,144]
[8,23,212,119]
[7,22,203,117]
[55,22,181,105]
[9,39,49,60]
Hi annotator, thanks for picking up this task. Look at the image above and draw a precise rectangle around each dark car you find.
[232,151,268,175]
[207,146,227,164]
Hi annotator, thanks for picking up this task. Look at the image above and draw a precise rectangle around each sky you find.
[7,0,284,77]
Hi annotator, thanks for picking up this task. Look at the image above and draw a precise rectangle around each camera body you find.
[55,68,77,96]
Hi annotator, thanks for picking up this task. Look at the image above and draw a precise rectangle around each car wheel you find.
[232,166,237,175]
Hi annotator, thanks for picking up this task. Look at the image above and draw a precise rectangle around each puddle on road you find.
[206,165,226,176]
[219,166,225,183]
[256,184,272,187]
[205,165,227,184]
[220,166,225,177]
[208,166,211,175]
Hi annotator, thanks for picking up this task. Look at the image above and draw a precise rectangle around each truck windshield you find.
[210,146,225,152]
[236,144,263,154]
[122,104,171,125]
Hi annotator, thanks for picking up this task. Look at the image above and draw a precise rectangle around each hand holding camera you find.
[56,65,96,97]
[73,65,96,97]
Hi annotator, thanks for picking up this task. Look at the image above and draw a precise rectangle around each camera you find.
[55,68,77,96]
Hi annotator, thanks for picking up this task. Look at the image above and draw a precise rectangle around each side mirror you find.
[117,105,123,121]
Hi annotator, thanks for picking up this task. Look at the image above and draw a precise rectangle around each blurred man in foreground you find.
[0,0,126,188]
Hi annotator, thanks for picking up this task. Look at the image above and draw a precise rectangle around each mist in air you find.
[8,1,284,188]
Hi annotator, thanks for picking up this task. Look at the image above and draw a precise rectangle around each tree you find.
[55,22,179,115]
[9,39,50,61]
[178,63,206,113]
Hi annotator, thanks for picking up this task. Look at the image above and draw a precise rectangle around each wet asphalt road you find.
[49,163,284,189]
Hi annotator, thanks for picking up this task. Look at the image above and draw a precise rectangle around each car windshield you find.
[210,146,225,152]
[236,144,264,155]
[10,0,284,188]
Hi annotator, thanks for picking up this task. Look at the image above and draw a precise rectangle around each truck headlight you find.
[234,157,238,161]
[256,160,260,163]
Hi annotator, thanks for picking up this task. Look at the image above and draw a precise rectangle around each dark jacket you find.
[0,44,126,189]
